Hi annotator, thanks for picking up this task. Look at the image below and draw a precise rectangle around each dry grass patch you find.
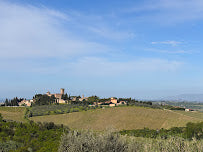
[0,107,26,122]
[30,106,203,131]
[173,110,203,120]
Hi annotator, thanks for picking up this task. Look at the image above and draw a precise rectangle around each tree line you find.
[120,122,203,140]
[3,97,24,106]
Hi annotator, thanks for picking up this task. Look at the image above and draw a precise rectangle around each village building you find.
[185,108,194,112]
[19,99,33,107]
[46,88,66,103]
[79,95,88,101]
[111,97,118,104]
[117,101,127,105]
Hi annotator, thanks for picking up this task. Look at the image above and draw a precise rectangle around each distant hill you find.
[162,94,203,102]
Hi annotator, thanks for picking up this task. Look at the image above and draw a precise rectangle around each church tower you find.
[60,88,64,95]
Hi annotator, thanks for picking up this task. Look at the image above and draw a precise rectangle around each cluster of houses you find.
[96,98,126,107]
[18,99,33,107]
[18,88,127,107]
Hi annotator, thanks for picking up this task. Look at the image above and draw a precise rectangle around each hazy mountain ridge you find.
[162,94,203,102]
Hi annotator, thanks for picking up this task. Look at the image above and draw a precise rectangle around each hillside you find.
[30,106,203,131]
[0,107,26,122]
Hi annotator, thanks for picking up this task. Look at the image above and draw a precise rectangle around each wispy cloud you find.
[87,26,135,40]
[0,1,185,77]
[66,57,183,77]
[125,0,203,24]
[146,48,193,54]
[0,56,183,76]
[151,41,182,46]
[64,11,135,41]
[0,1,112,59]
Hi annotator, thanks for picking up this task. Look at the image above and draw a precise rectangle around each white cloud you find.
[66,57,183,76]
[148,49,191,54]
[0,56,183,76]
[64,11,135,41]
[126,0,203,24]
[0,1,111,58]
[87,26,135,40]
[151,41,181,46]
[0,1,184,77]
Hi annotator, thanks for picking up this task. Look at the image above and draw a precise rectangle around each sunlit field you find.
[31,106,203,130]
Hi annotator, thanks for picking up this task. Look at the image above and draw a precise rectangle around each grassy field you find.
[0,107,26,122]
[30,106,203,131]
[173,110,203,119]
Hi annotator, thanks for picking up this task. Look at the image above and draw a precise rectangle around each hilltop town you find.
[16,88,127,107]
[2,88,197,113]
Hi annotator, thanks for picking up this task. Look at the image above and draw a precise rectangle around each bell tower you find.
[60,88,64,95]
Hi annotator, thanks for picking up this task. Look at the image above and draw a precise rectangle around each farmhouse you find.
[111,97,118,104]
[185,108,194,112]
[19,99,33,107]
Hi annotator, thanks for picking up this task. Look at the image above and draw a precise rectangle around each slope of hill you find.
[30,106,203,131]
[0,107,26,122]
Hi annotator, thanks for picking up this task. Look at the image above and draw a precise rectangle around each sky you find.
[1,0,203,99]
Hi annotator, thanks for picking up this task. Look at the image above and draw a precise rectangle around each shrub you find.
[58,130,127,152]
[59,131,203,152]
[0,140,22,152]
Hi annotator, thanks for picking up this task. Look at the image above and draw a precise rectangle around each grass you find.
[29,104,98,116]
[173,110,203,119]
[0,107,26,122]
[193,105,203,112]
[30,106,203,131]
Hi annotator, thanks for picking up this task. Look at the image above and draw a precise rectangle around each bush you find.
[0,118,68,151]
[0,140,22,152]
[58,131,203,152]
[58,130,127,152]
[120,122,203,140]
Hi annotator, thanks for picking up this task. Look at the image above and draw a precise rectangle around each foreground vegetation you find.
[0,112,203,152]
[120,122,203,140]
[0,114,68,151]
[31,106,203,130]
[59,130,203,152]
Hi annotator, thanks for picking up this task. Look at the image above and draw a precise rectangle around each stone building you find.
[46,88,66,103]
[110,97,118,104]
[19,99,33,107]
[79,94,88,101]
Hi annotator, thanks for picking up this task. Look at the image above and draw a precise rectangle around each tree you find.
[33,94,56,106]
[87,96,99,104]
[0,113,3,121]
[62,93,68,100]
[4,97,20,106]
[5,99,9,106]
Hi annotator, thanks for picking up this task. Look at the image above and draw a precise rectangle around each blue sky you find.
[1,0,203,99]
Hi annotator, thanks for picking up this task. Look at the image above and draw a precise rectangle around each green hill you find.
[30,106,203,131]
